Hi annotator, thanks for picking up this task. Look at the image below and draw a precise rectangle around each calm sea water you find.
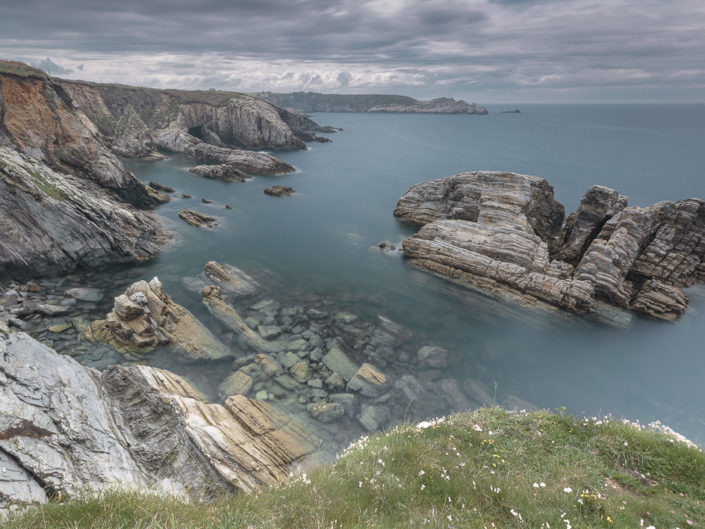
[121,104,705,444]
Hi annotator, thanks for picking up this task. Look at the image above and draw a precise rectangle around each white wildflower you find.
[563,487,572,493]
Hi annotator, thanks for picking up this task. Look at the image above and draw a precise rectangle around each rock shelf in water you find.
[394,171,705,322]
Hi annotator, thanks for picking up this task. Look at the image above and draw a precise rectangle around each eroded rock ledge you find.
[394,171,705,322]
[0,329,321,509]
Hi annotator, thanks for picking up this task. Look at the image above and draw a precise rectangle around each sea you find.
[112,104,705,445]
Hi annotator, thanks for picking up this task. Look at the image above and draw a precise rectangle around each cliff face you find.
[260,92,488,114]
[56,81,329,159]
[0,71,157,207]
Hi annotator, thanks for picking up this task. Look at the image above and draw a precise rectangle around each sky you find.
[1,0,704,103]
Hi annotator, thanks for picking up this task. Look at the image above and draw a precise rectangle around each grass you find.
[0,59,49,80]
[6,408,704,528]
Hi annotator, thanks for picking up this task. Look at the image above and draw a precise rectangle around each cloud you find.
[32,57,72,75]
[1,0,703,102]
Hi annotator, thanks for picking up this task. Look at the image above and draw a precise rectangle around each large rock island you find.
[395,171,705,322]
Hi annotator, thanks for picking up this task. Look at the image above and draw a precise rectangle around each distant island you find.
[258,92,488,114]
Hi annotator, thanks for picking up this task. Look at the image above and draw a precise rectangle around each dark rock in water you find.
[202,198,214,204]
[178,210,218,228]
[395,171,705,322]
[314,136,332,143]
[225,204,233,209]
[264,185,296,197]
[0,330,321,508]
[182,194,192,199]
[307,402,344,423]
[189,164,250,182]
[148,181,176,193]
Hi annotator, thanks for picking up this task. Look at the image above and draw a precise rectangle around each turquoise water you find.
[121,104,705,443]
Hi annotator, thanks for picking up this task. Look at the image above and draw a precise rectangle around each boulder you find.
[219,370,254,398]
[417,345,448,369]
[321,346,358,382]
[307,402,344,423]
[629,280,689,322]
[90,277,231,360]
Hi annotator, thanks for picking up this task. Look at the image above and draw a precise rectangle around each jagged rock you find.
[559,186,627,264]
[219,370,254,398]
[0,146,166,280]
[264,185,296,197]
[189,164,250,182]
[204,261,258,296]
[396,171,705,322]
[630,280,689,322]
[178,209,218,228]
[90,277,230,360]
[418,346,448,369]
[0,331,321,509]
[201,285,284,353]
[346,363,390,397]
[307,402,344,423]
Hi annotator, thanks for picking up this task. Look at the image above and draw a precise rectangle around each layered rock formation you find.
[0,328,320,509]
[89,277,231,359]
[395,172,705,322]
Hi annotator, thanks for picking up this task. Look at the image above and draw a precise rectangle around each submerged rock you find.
[0,331,321,508]
[204,261,258,296]
[90,277,231,360]
[395,171,705,322]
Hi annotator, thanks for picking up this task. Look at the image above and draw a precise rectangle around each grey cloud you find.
[32,57,72,75]
[0,0,703,102]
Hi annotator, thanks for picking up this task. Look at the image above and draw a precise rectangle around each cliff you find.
[395,172,705,322]
[56,80,331,158]
[259,92,488,114]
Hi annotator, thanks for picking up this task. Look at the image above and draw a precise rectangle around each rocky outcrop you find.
[0,329,320,509]
[0,146,166,280]
[178,209,218,228]
[264,185,296,197]
[395,172,705,322]
[89,277,231,360]
[188,164,250,182]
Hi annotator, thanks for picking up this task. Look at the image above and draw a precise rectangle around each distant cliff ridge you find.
[259,92,488,114]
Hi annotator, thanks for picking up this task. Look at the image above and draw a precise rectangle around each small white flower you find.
[533,482,540,488]
[421,484,425,490]
[447,515,452,522]
[473,424,483,432]
[563,487,573,493]
[419,469,425,476]
[540,482,546,488]
[358,481,362,488]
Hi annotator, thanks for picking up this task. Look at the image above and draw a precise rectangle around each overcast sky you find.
[2,0,704,103]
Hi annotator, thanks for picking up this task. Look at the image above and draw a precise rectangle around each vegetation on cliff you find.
[8,408,704,528]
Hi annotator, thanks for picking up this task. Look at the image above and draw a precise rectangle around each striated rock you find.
[394,171,565,251]
[0,146,166,280]
[189,164,250,182]
[396,171,705,322]
[204,261,258,296]
[90,277,231,360]
[559,186,627,264]
[178,209,218,228]
[264,185,296,197]
[629,280,689,322]
[0,331,321,509]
